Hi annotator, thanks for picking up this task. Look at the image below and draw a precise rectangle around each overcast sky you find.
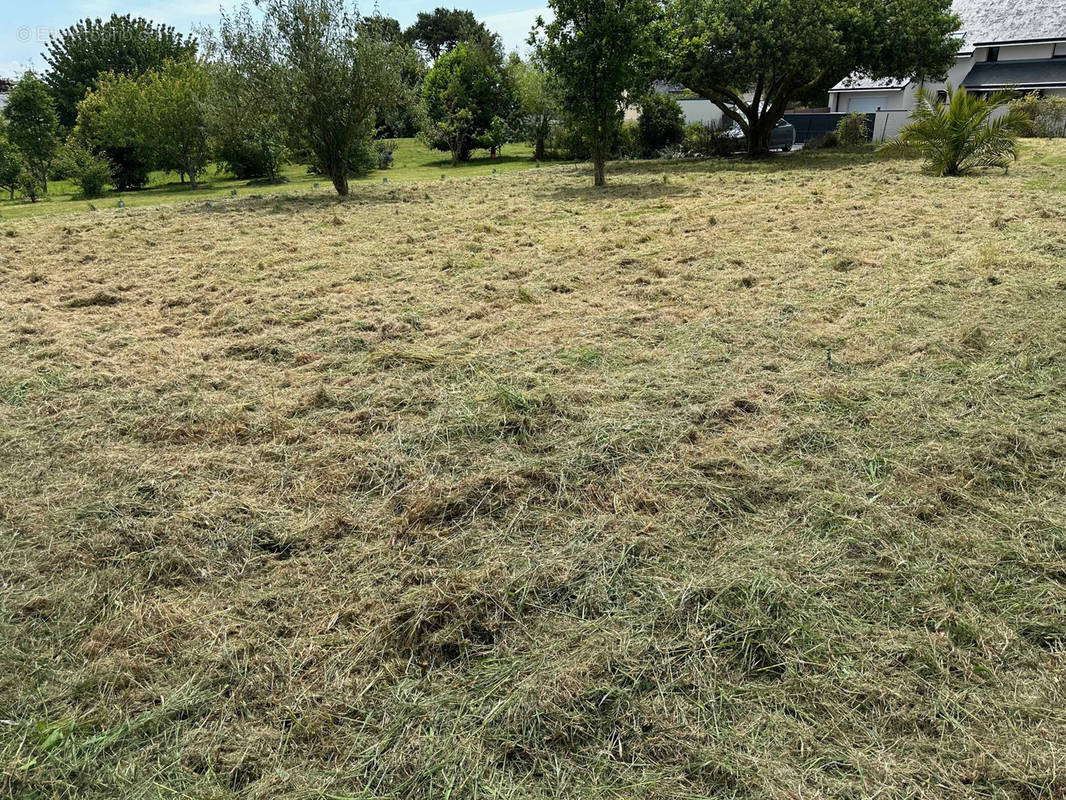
[1,1,551,78]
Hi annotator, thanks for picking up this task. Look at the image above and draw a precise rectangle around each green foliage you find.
[2,72,61,191]
[510,58,558,161]
[488,115,510,154]
[0,125,21,200]
[835,111,870,148]
[218,0,404,196]
[683,119,735,156]
[199,54,288,183]
[1008,91,1066,138]
[533,0,657,185]
[57,140,111,198]
[880,85,1030,176]
[17,171,41,202]
[77,61,213,187]
[422,42,515,164]
[616,122,643,158]
[404,8,501,60]
[805,131,839,150]
[668,0,961,156]
[216,136,288,180]
[42,14,197,128]
[638,92,685,155]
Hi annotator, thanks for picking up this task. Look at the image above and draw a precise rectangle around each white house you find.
[830,0,1066,125]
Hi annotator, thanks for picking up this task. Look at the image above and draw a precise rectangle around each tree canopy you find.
[2,72,61,191]
[422,42,516,163]
[534,0,656,185]
[77,60,213,187]
[218,0,403,196]
[405,7,501,60]
[42,14,197,128]
[667,0,961,155]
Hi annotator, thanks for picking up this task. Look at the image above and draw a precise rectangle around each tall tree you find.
[42,14,196,128]
[219,0,403,196]
[405,8,500,60]
[422,42,516,163]
[533,0,656,186]
[668,0,960,156]
[2,72,61,191]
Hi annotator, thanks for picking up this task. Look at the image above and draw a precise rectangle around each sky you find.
[0,0,551,78]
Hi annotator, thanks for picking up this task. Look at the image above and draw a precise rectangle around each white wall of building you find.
[832,40,1066,118]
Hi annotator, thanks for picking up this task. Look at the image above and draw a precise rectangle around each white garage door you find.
[847,94,893,112]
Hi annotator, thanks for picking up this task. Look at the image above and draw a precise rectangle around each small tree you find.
[2,72,61,192]
[510,58,558,161]
[75,73,149,189]
[77,61,213,188]
[533,0,656,186]
[637,92,685,155]
[422,42,514,163]
[880,85,1030,176]
[58,140,112,198]
[0,126,21,200]
[142,61,213,187]
[219,0,403,196]
[488,115,509,155]
[17,172,42,202]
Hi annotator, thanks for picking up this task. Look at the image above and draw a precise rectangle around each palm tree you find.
[880,85,1030,176]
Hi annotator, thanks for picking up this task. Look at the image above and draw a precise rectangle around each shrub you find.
[375,141,394,170]
[58,141,112,198]
[616,122,643,159]
[638,92,685,156]
[106,146,152,190]
[1008,91,1066,138]
[806,131,839,150]
[835,112,870,148]
[217,136,287,181]
[683,120,735,157]
[880,85,1029,176]
[17,171,41,202]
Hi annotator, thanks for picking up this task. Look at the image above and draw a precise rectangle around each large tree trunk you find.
[331,171,349,196]
[745,113,775,158]
[534,137,545,162]
[593,156,605,186]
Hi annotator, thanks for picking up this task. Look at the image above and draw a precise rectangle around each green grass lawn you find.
[0,138,541,220]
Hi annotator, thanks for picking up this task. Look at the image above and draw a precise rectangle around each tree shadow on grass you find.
[174,188,414,216]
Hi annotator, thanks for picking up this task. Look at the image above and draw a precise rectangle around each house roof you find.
[962,57,1066,88]
[833,0,1066,93]
[952,0,1066,51]
[832,76,910,92]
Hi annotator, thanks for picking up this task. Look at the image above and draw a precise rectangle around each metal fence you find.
[783,113,876,144]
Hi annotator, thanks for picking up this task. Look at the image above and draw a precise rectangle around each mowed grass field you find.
[0,137,539,221]
[2,143,1065,799]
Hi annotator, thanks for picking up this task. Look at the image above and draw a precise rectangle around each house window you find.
[936,91,948,105]
[986,47,1000,62]
[1054,43,1066,58]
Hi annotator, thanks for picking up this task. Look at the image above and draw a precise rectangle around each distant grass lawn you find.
[0,137,541,220]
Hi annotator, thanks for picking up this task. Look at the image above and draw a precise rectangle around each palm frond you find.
[878,84,1025,176]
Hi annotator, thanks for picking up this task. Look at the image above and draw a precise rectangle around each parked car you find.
[721,118,796,153]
